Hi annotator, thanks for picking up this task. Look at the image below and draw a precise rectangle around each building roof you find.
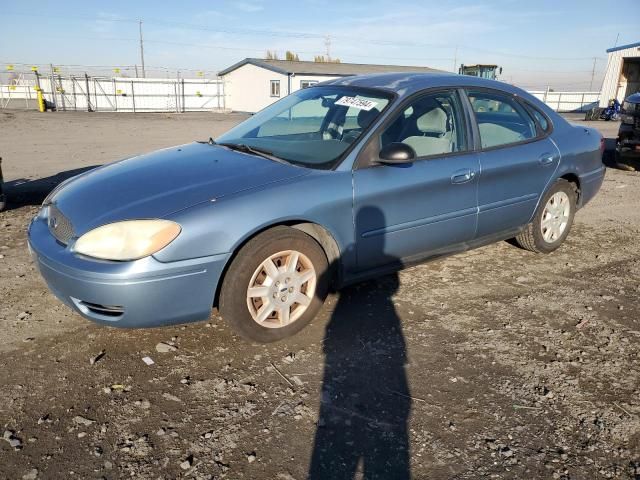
[606,41,640,53]
[218,58,442,77]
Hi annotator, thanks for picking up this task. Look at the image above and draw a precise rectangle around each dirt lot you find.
[0,111,639,480]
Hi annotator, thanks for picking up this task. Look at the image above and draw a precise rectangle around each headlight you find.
[73,220,181,261]
[621,114,634,125]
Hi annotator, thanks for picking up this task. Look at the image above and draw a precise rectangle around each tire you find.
[514,179,577,254]
[219,226,329,343]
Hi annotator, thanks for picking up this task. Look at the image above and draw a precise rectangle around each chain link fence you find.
[1,70,226,112]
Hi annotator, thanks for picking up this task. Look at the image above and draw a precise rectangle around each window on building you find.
[300,80,318,89]
[270,80,280,97]
[466,90,538,149]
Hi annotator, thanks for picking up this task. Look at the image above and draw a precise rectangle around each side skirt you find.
[339,226,524,288]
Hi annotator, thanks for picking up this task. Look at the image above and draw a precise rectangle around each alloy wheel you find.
[246,250,317,328]
[541,191,571,243]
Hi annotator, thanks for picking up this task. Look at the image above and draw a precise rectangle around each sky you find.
[1,0,639,90]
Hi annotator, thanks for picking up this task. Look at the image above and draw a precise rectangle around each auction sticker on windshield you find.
[335,96,378,111]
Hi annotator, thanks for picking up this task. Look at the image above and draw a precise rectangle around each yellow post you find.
[36,88,46,112]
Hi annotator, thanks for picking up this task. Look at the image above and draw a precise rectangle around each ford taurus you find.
[28,73,605,342]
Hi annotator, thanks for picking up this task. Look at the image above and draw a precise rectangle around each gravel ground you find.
[0,110,639,480]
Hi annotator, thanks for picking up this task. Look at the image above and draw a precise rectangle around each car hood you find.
[49,142,309,234]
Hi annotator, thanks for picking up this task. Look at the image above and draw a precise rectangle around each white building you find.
[218,58,440,113]
[599,41,640,107]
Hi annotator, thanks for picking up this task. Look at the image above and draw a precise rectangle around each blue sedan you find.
[28,73,605,342]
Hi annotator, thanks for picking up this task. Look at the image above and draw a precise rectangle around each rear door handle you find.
[451,168,476,184]
[539,153,556,165]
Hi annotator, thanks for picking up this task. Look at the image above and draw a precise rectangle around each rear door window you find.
[466,90,538,149]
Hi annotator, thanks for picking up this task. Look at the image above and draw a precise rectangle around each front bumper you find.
[28,214,228,328]
[618,124,640,149]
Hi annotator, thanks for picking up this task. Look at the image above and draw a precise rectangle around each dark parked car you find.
[619,93,640,154]
[28,73,605,342]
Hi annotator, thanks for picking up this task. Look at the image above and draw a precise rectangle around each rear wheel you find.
[514,179,577,253]
[219,226,329,343]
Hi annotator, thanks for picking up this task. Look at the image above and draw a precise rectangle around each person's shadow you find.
[309,206,411,480]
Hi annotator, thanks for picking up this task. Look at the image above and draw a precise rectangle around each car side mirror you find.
[378,142,416,164]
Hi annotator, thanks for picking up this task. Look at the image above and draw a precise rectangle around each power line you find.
[3,11,608,62]
[138,20,146,78]
[1,34,456,64]
[589,57,597,91]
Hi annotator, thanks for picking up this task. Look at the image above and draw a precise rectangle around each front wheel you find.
[219,226,329,343]
[513,179,577,253]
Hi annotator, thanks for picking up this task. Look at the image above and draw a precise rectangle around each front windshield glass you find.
[216,86,392,169]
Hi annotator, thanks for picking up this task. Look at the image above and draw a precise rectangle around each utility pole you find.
[324,35,331,61]
[453,45,458,73]
[139,20,146,78]
[589,57,597,91]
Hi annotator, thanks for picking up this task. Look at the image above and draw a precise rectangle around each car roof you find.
[321,72,532,101]
[625,92,640,104]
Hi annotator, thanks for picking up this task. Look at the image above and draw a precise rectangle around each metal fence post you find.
[71,76,77,111]
[49,64,57,111]
[557,93,562,112]
[131,80,136,113]
[113,78,117,112]
[221,77,226,110]
[181,78,185,113]
[84,73,92,112]
[57,74,66,111]
[93,78,98,112]
[174,81,179,113]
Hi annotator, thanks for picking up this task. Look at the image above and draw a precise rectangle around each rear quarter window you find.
[525,103,551,133]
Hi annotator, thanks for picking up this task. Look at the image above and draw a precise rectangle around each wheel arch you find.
[559,172,581,205]
[528,172,581,225]
[212,220,342,309]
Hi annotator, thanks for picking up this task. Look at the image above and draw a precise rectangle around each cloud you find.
[92,12,124,34]
[233,1,264,12]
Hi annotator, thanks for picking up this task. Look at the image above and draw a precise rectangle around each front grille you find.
[48,205,75,245]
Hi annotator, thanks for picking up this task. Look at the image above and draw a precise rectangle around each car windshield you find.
[215,86,392,169]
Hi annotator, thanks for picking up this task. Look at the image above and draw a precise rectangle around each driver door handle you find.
[451,168,476,184]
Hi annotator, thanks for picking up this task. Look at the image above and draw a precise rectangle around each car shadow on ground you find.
[2,166,100,211]
[309,206,412,480]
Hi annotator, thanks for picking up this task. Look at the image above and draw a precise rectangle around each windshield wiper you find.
[197,137,217,145]
[217,142,290,165]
